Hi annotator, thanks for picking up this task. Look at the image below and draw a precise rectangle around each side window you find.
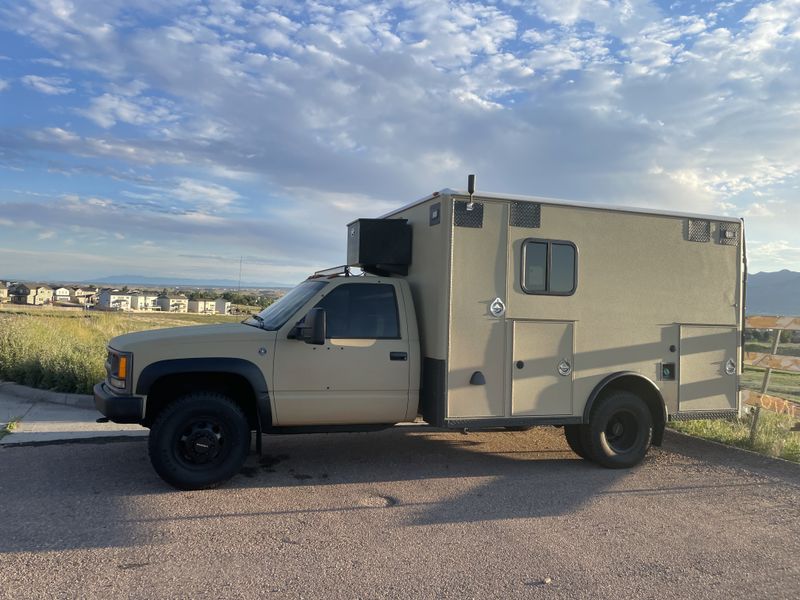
[314,283,400,339]
[522,239,577,295]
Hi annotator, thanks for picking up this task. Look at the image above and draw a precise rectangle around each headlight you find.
[106,348,133,392]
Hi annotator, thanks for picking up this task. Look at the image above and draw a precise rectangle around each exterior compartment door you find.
[679,325,738,411]
[511,321,573,416]
[447,200,508,418]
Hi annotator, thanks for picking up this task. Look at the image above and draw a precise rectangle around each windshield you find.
[244,280,328,331]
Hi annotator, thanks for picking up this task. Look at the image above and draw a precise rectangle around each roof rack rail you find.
[309,265,352,279]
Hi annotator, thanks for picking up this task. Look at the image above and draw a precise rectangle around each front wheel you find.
[148,392,251,490]
[580,391,652,469]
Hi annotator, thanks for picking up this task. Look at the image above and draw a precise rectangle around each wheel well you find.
[589,374,667,446]
[143,372,262,430]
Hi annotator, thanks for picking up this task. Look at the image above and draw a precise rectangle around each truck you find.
[95,178,745,490]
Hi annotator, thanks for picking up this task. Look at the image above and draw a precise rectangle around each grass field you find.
[670,411,800,463]
[0,306,241,394]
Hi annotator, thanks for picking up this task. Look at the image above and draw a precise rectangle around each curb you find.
[0,381,95,410]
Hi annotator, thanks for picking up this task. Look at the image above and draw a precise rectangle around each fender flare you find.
[583,371,668,446]
[136,358,271,432]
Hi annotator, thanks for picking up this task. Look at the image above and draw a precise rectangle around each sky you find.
[0,0,798,285]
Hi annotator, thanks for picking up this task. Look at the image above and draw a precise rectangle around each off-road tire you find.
[580,390,652,469]
[148,391,251,490]
[563,424,590,459]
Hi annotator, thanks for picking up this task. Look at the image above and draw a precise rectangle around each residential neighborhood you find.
[0,279,278,315]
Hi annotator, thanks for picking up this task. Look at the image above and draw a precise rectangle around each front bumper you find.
[94,382,144,424]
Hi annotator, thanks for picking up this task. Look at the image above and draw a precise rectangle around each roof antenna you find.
[466,173,476,211]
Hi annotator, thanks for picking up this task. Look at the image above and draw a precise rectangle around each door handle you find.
[390,352,408,361]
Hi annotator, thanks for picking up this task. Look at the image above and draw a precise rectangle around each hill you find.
[746,270,800,316]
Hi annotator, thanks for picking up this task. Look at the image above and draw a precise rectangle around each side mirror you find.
[300,307,326,345]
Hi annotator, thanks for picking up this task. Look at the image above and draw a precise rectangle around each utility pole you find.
[238,256,243,292]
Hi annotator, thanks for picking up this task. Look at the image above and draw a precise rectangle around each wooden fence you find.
[743,316,800,439]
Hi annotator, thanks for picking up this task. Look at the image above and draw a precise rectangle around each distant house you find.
[53,287,72,302]
[10,283,53,305]
[157,294,188,313]
[70,287,97,306]
[97,289,132,311]
[130,291,160,311]
[188,299,217,314]
[0,286,8,303]
[215,298,231,315]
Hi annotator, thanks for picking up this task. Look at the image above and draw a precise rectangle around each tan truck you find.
[95,179,745,489]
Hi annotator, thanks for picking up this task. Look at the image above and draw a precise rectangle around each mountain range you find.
[746,270,800,316]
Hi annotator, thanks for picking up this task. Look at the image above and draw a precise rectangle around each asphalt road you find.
[1,427,798,600]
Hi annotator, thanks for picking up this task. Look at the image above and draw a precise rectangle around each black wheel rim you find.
[602,409,640,454]
[175,416,230,467]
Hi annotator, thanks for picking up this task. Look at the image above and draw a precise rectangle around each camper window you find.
[522,239,577,296]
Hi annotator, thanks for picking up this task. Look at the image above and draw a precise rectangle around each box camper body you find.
[95,186,744,489]
[371,190,743,430]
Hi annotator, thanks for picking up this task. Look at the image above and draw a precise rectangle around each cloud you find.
[0,0,798,278]
[37,230,56,240]
[0,193,341,281]
[743,202,774,217]
[79,93,179,128]
[748,240,800,271]
[172,178,239,210]
[21,74,73,95]
[0,79,8,92]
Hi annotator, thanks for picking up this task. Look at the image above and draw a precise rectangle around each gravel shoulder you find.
[0,427,798,599]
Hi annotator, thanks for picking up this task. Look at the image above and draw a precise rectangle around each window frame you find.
[314,282,402,340]
[520,238,578,296]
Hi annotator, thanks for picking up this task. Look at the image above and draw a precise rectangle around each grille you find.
[454,201,484,228]
[718,222,740,246]
[687,219,711,242]
[509,201,541,228]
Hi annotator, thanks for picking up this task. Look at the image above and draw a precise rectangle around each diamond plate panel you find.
[509,201,541,228]
[454,201,484,228]
[687,219,710,242]
[718,222,740,246]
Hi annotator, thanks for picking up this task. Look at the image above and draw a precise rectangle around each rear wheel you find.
[563,424,589,459]
[148,391,251,490]
[580,390,652,468]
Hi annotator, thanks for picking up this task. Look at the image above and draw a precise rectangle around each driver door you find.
[272,281,411,425]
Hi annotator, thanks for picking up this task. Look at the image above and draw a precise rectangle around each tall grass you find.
[670,412,800,463]
[0,308,240,394]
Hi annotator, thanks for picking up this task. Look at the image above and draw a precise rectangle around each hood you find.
[109,322,275,352]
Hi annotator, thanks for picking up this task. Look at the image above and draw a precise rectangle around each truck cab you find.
[94,273,420,489]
